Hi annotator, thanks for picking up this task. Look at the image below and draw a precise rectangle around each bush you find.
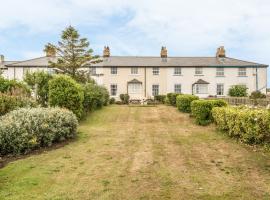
[0,77,30,97]
[24,71,53,106]
[109,98,115,104]
[120,94,130,104]
[212,106,270,144]
[154,95,166,104]
[49,75,84,119]
[0,93,37,116]
[229,85,248,97]
[176,94,199,113]
[191,99,227,125]
[166,93,180,106]
[250,91,266,99]
[100,86,110,106]
[0,107,78,155]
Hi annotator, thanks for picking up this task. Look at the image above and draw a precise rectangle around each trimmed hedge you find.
[229,85,248,97]
[166,93,180,106]
[0,107,78,155]
[154,95,166,104]
[176,94,199,113]
[120,94,130,104]
[191,99,227,125]
[49,75,84,119]
[212,106,270,144]
[0,93,37,116]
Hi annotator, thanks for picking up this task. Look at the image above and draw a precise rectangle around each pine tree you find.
[45,26,100,82]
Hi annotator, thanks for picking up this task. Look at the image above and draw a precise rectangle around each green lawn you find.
[0,105,270,200]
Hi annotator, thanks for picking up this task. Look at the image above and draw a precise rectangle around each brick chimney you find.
[216,46,226,58]
[103,46,110,57]
[0,55,4,63]
[44,44,56,57]
[160,46,168,58]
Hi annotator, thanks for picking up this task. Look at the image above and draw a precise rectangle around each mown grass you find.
[0,105,270,200]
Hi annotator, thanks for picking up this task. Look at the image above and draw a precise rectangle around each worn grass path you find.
[0,105,270,200]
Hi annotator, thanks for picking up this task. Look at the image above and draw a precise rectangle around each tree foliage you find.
[228,85,248,97]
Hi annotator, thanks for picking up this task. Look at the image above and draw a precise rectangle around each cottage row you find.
[0,46,268,99]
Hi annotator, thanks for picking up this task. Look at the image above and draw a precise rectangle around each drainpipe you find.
[255,66,258,91]
[144,67,146,98]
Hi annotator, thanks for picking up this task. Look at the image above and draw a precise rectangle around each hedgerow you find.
[166,93,180,106]
[176,94,199,113]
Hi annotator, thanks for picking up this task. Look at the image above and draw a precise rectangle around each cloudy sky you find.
[0,0,270,83]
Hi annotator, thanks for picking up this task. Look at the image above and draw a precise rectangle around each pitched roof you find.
[0,61,18,69]
[193,79,210,84]
[91,56,267,67]
[6,56,268,68]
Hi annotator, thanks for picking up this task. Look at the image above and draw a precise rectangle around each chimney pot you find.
[216,46,226,58]
[103,46,110,57]
[160,46,168,58]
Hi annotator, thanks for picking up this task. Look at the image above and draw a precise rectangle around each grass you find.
[0,105,270,199]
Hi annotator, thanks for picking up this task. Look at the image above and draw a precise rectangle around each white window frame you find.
[128,83,142,94]
[110,84,117,96]
[131,67,138,75]
[111,67,117,75]
[152,67,159,75]
[216,68,224,76]
[174,67,182,75]
[238,67,247,76]
[152,84,159,96]
[174,84,181,93]
[194,84,208,94]
[216,83,224,96]
[195,67,203,75]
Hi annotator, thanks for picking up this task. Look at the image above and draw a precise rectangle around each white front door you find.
[128,83,142,99]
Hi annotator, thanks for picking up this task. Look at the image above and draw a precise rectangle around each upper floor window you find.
[110,84,117,96]
[195,67,203,75]
[131,67,138,75]
[174,84,181,93]
[152,67,159,75]
[111,67,117,75]
[90,67,96,75]
[174,67,182,75]
[238,67,246,76]
[152,84,159,96]
[216,68,224,76]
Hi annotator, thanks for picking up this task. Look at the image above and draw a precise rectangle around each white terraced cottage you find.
[0,46,268,99]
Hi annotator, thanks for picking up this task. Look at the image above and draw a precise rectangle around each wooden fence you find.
[207,97,270,107]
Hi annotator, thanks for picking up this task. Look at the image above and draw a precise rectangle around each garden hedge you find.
[166,93,180,106]
[212,106,270,144]
[191,99,227,125]
[176,94,199,113]
[154,95,166,104]
[49,75,84,119]
[0,107,78,155]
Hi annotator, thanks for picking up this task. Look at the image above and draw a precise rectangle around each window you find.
[174,67,182,75]
[195,67,203,75]
[110,84,117,96]
[194,84,208,94]
[152,84,159,96]
[174,84,181,93]
[152,67,159,75]
[216,84,224,95]
[111,67,117,75]
[47,68,55,75]
[128,83,142,94]
[90,67,96,75]
[216,68,224,76]
[238,67,246,76]
[131,67,138,75]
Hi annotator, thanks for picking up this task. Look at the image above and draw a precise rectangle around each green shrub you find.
[120,94,130,104]
[49,75,84,119]
[176,94,199,113]
[0,93,37,116]
[0,107,78,155]
[154,95,166,104]
[229,85,248,97]
[212,107,270,144]
[0,77,30,97]
[24,71,53,106]
[166,93,180,106]
[191,99,227,125]
[109,98,115,104]
[100,86,110,106]
[250,91,266,99]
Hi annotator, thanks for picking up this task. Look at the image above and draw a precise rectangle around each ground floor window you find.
[174,84,181,93]
[194,84,208,94]
[128,83,142,94]
[110,84,117,96]
[216,84,224,95]
[152,84,159,96]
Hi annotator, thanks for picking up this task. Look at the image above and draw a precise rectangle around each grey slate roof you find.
[6,56,268,68]
[1,61,18,69]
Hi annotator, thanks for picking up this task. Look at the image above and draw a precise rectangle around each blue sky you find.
[0,0,270,84]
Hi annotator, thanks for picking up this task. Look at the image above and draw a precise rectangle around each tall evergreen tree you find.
[45,26,100,82]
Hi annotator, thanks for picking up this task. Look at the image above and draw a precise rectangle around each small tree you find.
[228,85,248,97]
[46,26,101,83]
